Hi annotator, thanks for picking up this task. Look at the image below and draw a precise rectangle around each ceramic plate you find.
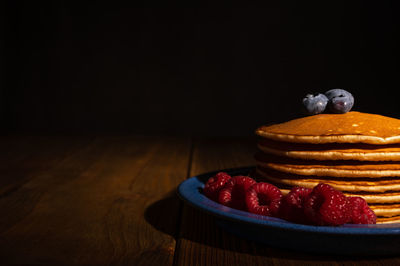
[177,167,400,255]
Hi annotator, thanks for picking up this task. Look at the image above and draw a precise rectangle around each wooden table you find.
[0,136,399,265]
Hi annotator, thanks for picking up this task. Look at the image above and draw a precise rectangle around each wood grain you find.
[0,136,191,265]
[1,136,400,265]
[175,137,400,266]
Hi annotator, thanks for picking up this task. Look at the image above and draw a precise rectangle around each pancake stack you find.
[255,111,400,224]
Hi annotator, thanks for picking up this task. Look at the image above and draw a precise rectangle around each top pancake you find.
[256,112,400,144]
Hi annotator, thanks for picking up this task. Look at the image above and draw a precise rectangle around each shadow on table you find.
[145,190,397,262]
[144,190,181,239]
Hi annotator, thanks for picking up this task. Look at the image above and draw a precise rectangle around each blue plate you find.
[178,167,400,255]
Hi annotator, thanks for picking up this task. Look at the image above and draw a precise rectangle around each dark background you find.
[2,3,399,136]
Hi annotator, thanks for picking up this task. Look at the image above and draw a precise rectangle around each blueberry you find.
[302,93,329,115]
[325,89,354,113]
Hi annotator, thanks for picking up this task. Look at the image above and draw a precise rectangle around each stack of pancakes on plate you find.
[255,111,400,224]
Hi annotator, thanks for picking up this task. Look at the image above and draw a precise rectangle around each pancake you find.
[346,191,400,204]
[254,111,400,224]
[370,204,400,217]
[257,139,400,161]
[255,152,400,178]
[257,161,400,178]
[376,216,400,224]
[255,111,400,144]
[255,167,400,193]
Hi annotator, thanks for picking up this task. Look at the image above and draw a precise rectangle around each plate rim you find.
[178,166,400,235]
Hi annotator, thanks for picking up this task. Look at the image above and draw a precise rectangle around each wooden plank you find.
[0,136,191,265]
[0,136,94,196]
[174,137,400,266]
[174,137,265,265]
[0,136,95,236]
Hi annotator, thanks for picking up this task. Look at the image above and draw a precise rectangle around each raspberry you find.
[245,182,283,217]
[304,183,350,226]
[347,197,377,224]
[280,186,312,223]
[203,172,231,201]
[218,176,256,211]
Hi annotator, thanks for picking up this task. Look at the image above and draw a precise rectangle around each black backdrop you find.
[3,3,399,136]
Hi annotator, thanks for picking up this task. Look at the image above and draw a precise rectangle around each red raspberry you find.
[245,182,283,217]
[218,176,256,211]
[280,186,312,224]
[203,172,231,201]
[347,197,377,224]
[304,183,350,226]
